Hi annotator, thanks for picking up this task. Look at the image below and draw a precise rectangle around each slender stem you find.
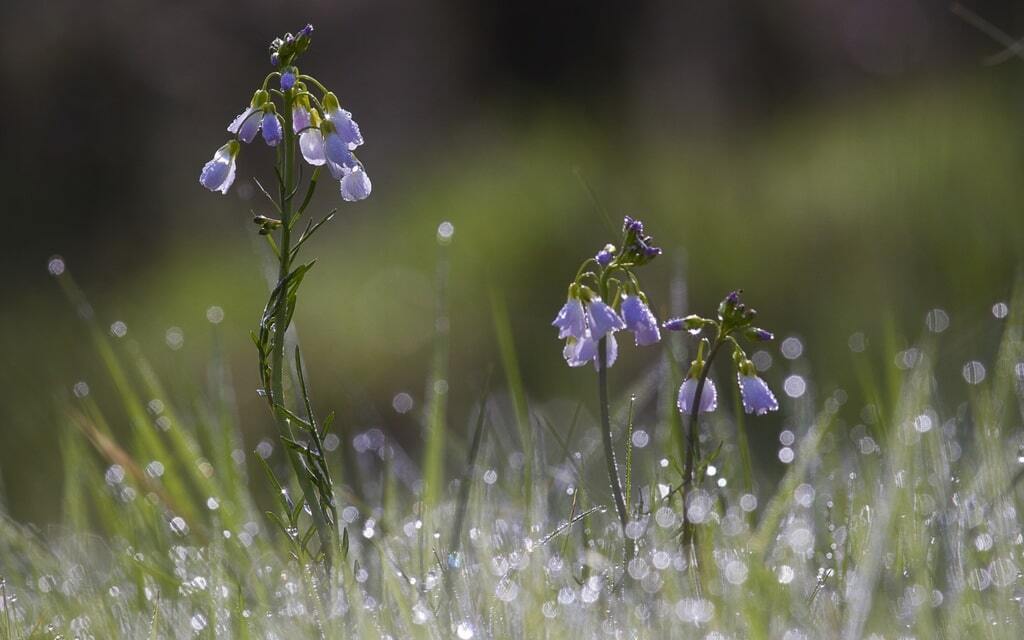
[597,337,629,533]
[680,334,725,545]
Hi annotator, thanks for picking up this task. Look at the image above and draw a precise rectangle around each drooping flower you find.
[227,91,268,144]
[324,122,357,173]
[737,373,778,415]
[563,331,617,370]
[228,106,262,143]
[552,297,586,340]
[340,167,372,202]
[586,299,625,339]
[677,377,718,414]
[261,110,282,146]
[621,295,660,346]
[323,92,364,150]
[199,141,240,194]
[293,105,326,166]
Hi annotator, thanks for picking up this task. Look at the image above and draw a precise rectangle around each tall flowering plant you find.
[552,216,663,536]
[200,24,368,568]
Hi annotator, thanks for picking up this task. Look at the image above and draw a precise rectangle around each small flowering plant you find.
[663,290,777,540]
[552,216,662,536]
[200,24,368,570]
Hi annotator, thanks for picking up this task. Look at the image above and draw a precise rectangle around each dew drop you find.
[962,361,986,385]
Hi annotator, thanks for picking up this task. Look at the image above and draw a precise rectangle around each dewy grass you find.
[2,22,1024,640]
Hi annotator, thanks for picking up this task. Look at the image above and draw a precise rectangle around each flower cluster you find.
[665,290,779,416]
[200,24,371,202]
[552,216,663,369]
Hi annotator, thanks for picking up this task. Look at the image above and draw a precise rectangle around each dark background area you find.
[2,0,1024,523]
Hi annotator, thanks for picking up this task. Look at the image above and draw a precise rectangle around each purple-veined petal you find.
[552,298,586,340]
[237,109,262,143]
[340,168,372,202]
[261,112,282,146]
[677,377,718,414]
[737,374,778,415]
[564,334,597,368]
[325,131,355,168]
[586,299,625,338]
[299,130,326,166]
[621,295,661,346]
[227,106,254,134]
[327,107,363,149]
[199,142,238,194]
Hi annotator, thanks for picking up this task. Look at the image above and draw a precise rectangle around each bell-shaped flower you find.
[553,297,587,340]
[228,106,262,143]
[261,109,283,147]
[677,377,717,414]
[586,299,625,339]
[199,141,240,194]
[563,331,617,370]
[323,92,364,149]
[340,167,372,201]
[227,91,269,144]
[737,373,778,415]
[293,106,326,166]
[323,121,357,175]
[621,295,660,346]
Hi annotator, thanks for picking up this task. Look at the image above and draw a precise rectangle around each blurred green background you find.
[2,1,1023,524]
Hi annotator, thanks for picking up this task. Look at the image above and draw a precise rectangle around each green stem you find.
[595,271,629,544]
[680,333,725,545]
[597,338,628,534]
[270,88,334,566]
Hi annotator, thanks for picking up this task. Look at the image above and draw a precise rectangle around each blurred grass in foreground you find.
[0,225,1022,638]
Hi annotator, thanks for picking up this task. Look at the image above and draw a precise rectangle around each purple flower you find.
[340,167,372,202]
[563,331,617,370]
[596,244,615,267]
[323,92,363,150]
[586,299,625,338]
[737,373,778,415]
[324,127,356,173]
[281,70,297,91]
[293,106,326,166]
[199,141,240,194]
[677,377,717,414]
[261,111,282,146]
[297,24,314,38]
[621,295,660,346]
[326,107,363,150]
[227,106,262,143]
[623,216,643,234]
[270,52,280,67]
[552,298,586,340]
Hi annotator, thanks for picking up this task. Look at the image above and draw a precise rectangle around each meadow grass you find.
[0,255,1022,639]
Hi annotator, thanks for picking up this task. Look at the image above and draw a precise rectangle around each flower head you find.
[340,167,372,202]
[563,332,617,370]
[586,299,625,338]
[677,377,717,414]
[323,92,364,150]
[621,216,661,265]
[621,295,660,346]
[553,296,586,340]
[261,109,282,146]
[199,141,240,194]
[737,373,778,415]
